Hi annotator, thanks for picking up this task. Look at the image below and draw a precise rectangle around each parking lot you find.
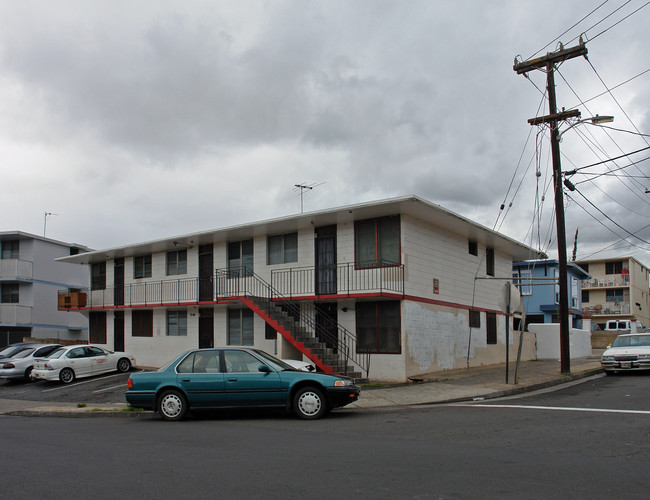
[0,370,136,404]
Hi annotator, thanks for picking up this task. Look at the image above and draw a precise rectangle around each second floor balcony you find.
[0,304,32,324]
[582,301,631,316]
[0,259,33,280]
[582,274,630,289]
[58,263,405,310]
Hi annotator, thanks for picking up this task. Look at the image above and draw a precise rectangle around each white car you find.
[31,345,136,384]
[601,333,650,374]
[282,359,316,372]
[0,344,62,381]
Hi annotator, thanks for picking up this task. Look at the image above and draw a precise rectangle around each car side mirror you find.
[258,364,271,374]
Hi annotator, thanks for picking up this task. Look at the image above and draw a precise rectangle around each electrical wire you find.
[587,0,650,42]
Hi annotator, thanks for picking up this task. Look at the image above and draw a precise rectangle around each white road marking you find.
[41,372,125,392]
[93,383,127,393]
[453,403,650,415]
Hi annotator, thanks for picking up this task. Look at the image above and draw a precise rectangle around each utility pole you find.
[514,39,588,374]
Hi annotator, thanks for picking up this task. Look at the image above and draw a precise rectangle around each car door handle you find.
[227,378,238,382]
[181,378,190,382]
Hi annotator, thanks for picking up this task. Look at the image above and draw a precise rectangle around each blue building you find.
[512,259,591,329]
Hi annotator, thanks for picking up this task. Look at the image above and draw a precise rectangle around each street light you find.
[557,115,614,142]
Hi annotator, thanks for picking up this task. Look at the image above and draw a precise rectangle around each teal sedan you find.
[126,348,360,421]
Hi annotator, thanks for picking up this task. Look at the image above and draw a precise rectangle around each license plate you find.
[620,362,632,368]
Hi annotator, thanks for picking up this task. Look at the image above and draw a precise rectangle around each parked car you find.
[126,347,360,421]
[600,333,650,374]
[282,358,316,372]
[31,345,136,384]
[0,343,61,381]
[0,342,42,360]
[604,320,644,333]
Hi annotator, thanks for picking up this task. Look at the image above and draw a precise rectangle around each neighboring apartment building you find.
[512,259,591,329]
[0,232,91,348]
[56,196,543,382]
[576,256,650,330]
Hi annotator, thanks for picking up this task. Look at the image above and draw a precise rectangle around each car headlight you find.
[601,356,614,361]
[334,379,353,387]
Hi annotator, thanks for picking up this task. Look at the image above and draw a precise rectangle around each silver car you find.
[0,344,62,381]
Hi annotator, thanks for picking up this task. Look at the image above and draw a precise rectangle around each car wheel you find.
[605,370,616,376]
[294,386,326,420]
[59,368,75,384]
[158,390,187,421]
[117,358,131,373]
[24,366,34,381]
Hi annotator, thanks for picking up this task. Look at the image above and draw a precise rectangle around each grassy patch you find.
[77,403,87,408]
[121,404,144,413]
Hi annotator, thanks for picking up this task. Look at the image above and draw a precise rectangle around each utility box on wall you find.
[58,292,87,309]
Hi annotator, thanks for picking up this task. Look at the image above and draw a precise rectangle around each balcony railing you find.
[59,263,404,309]
[582,274,630,288]
[582,301,631,316]
[0,259,33,280]
[0,304,32,324]
[270,263,405,298]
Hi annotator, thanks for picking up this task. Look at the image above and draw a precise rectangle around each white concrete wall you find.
[530,323,592,360]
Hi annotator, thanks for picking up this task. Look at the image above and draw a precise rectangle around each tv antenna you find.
[293,182,325,213]
[43,211,59,237]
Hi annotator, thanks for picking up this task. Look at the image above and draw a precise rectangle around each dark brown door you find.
[114,311,125,352]
[199,308,214,348]
[315,226,337,295]
[199,244,214,302]
[315,302,338,352]
[114,258,124,306]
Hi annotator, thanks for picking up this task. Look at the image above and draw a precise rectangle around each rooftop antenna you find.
[43,211,58,237]
[293,182,325,213]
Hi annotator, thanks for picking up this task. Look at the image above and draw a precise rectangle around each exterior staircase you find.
[216,267,369,382]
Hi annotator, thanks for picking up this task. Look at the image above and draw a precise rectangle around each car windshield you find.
[252,349,296,371]
[611,335,650,347]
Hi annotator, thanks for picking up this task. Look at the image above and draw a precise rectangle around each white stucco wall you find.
[530,323,592,359]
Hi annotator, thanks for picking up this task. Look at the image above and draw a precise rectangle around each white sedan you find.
[601,333,650,374]
[32,345,136,384]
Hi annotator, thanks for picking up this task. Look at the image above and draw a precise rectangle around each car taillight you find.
[2,363,15,369]
[127,378,133,389]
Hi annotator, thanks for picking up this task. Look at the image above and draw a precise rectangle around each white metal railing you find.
[582,301,631,315]
[0,304,32,324]
[582,274,630,288]
[0,259,33,280]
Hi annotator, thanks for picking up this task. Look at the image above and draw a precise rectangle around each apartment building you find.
[576,256,650,330]
[0,232,90,347]
[57,196,543,382]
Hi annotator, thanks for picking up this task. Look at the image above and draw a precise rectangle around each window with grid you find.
[469,310,481,328]
[486,312,497,344]
[134,255,152,279]
[605,261,623,275]
[91,262,106,290]
[228,240,254,276]
[0,240,19,259]
[486,248,495,277]
[132,310,153,337]
[267,233,298,265]
[167,310,187,336]
[468,240,478,256]
[354,216,400,268]
[1,284,19,303]
[167,250,187,276]
[227,309,254,345]
[356,301,401,354]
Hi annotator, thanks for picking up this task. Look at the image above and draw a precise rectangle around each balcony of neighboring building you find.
[581,273,629,289]
[0,304,32,324]
[582,300,631,317]
[0,259,33,280]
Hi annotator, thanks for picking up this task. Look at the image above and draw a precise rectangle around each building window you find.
[469,310,481,328]
[228,240,254,276]
[513,270,532,295]
[582,290,589,303]
[134,255,152,279]
[132,310,153,337]
[355,216,400,268]
[167,310,187,336]
[356,301,401,354]
[167,250,187,276]
[486,312,497,344]
[268,233,298,265]
[605,261,623,275]
[0,284,19,303]
[606,289,624,303]
[0,240,19,259]
[91,262,106,290]
[89,312,107,344]
[468,240,478,256]
[228,309,254,345]
[486,247,495,277]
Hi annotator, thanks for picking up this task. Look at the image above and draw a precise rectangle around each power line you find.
[587,0,650,42]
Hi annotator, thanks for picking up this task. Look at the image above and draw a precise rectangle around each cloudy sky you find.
[1,0,648,264]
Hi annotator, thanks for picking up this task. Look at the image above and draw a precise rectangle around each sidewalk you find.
[0,354,604,417]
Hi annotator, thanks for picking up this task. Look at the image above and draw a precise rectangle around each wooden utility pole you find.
[514,40,588,374]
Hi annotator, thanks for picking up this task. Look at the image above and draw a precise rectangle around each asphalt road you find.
[3,373,650,499]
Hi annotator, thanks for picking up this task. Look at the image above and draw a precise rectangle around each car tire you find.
[294,386,326,420]
[59,368,75,384]
[24,366,34,381]
[605,370,616,376]
[117,358,131,373]
[158,390,187,421]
